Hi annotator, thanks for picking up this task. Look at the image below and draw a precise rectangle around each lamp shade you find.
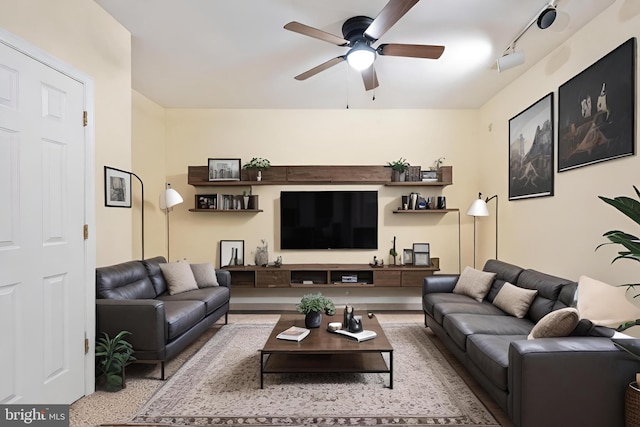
[160,188,183,210]
[466,198,489,217]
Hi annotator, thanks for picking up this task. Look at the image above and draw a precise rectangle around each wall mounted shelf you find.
[392,208,459,214]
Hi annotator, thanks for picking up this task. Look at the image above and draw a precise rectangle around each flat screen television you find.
[280,191,378,250]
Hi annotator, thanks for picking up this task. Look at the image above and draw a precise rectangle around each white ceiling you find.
[94,0,614,109]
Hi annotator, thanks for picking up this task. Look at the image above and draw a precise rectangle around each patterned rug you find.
[131,322,499,426]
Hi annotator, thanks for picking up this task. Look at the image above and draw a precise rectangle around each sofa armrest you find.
[422,275,459,295]
[509,337,639,427]
[96,299,166,353]
[216,269,231,288]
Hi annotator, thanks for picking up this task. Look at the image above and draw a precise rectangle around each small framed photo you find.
[403,249,413,265]
[220,240,244,267]
[413,243,430,266]
[421,170,438,182]
[104,166,131,208]
[208,158,241,181]
[196,194,216,210]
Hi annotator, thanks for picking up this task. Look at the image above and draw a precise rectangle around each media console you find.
[223,260,439,288]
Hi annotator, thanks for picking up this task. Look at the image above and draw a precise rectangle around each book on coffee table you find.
[276,326,310,341]
[332,329,377,342]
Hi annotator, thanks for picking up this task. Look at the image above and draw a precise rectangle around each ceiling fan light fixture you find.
[346,44,376,71]
[537,6,557,29]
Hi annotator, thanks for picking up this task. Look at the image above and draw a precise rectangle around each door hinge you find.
[83,224,89,240]
[84,335,89,354]
[83,111,88,127]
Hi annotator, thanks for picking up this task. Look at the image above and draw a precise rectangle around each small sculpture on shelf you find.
[255,239,269,266]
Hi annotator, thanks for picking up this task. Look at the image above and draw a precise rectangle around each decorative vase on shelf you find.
[392,170,405,182]
[243,196,250,209]
[257,170,262,181]
[305,310,322,328]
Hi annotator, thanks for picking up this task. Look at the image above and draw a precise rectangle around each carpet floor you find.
[70,314,512,427]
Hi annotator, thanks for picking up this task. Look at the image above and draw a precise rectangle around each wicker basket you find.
[626,382,640,426]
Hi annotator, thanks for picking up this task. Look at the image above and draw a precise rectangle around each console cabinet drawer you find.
[256,270,291,288]
[373,270,401,287]
[401,270,427,287]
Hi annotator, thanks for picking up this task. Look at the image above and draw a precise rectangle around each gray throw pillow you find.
[452,266,496,302]
[190,263,219,288]
[528,307,579,339]
[159,260,199,295]
[493,282,538,318]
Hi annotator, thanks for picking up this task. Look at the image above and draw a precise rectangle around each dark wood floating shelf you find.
[188,209,263,213]
[392,208,459,214]
[188,165,452,187]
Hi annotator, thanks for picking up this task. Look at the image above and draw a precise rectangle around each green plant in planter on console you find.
[95,331,136,391]
[296,293,336,316]
[597,185,640,331]
[386,157,410,173]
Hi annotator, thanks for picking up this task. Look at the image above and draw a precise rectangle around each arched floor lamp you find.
[159,183,183,261]
[466,192,498,268]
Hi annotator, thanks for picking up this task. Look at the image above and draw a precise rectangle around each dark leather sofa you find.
[423,259,639,427]
[96,256,230,379]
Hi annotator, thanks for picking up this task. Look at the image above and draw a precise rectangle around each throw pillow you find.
[452,266,497,302]
[190,263,219,288]
[159,260,199,295]
[528,307,579,339]
[577,275,640,329]
[493,282,538,318]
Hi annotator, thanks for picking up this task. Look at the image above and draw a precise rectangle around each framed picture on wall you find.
[220,240,244,267]
[208,158,241,181]
[508,93,554,200]
[558,38,636,172]
[104,166,131,208]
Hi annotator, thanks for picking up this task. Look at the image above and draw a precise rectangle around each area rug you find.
[131,322,499,426]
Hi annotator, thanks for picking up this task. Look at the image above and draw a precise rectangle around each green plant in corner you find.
[296,293,336,316]
[95,331,136,391]
[597,185,640,331]
[386,157,410,172]
[242,157,271,170]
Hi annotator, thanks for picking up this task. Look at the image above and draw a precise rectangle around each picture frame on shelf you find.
[403,249,413,265]
[208,158,241,181]
[196,194,216,210]
[220,240,244,267]
[412,243,430,266]
[104,166,131,208]
[558,38,635,172]
[509,93,554,200]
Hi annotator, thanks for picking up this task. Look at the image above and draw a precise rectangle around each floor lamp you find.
[159,183,183,261]
[466,192,498,268]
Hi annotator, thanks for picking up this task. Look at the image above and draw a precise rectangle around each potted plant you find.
[296,293,336,328]
[389,236,398,265]
[95,331,136,392]
[242,157,271,181]
[386,157,410,182]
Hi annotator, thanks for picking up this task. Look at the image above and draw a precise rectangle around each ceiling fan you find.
[284,0,444,91]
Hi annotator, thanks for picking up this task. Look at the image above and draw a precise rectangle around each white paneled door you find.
[0,40,86,403]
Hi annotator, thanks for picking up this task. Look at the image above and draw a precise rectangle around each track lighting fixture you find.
[537,6,557,29]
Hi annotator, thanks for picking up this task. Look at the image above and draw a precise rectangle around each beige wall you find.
[477,0,640,286]
[162,109,481,274]
[0,0,132,266]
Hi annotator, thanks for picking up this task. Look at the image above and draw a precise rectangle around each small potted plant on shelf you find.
[242,157,271,181]
[386,157,410,182]
[95,330,136,392]
[296,293,336,328]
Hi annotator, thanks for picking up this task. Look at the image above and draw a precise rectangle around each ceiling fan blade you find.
[361,66,379,91]
[364,0,419,41]
[284,22,349,46]
[294,56,345,81]
[379,43,445,59]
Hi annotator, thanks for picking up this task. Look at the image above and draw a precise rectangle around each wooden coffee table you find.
[259,314,394,389]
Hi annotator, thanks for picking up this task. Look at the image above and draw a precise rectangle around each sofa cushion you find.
[190,263,219,288]
[577,275,640,329]
[162,300,206,340]
[467,334,526,391]
[443,313,534,351]
[483,259,525,302]
[493,282,538,318]
[96,261,156,299]
[141,256,169,296]
[433,300,507,325]
[159,260,199,295]
[528,308,580,339]
[453,267,496,302]
[517,269,574,322]
[159,286,230,315]
[423,293,476,319]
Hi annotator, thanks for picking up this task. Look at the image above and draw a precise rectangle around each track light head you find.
[537,6,557,29]
[497,51,525,72]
